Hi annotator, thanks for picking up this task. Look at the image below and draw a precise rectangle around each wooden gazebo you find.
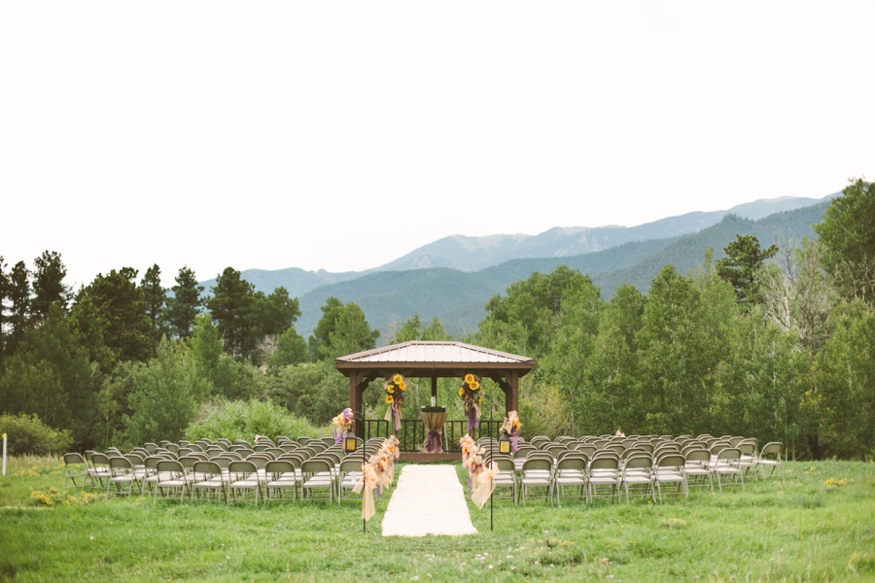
[335,341,534,437]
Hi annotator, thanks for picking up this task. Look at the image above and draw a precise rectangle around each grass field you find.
[1,456,873,582]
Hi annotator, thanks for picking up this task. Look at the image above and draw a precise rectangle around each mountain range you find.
[200,193,839,341]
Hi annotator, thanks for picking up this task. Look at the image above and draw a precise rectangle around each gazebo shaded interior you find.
[335,341,534,437]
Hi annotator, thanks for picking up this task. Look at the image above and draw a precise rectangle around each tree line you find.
[1,178,872,459]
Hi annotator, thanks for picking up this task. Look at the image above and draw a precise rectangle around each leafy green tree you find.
[207,267,256,359]
[122,337,210,446]
[266,327,308,367]
[712,305,807,453]
[422,316,452,341]
[140,264,166,346]
[266,360,349,424]
[543,283,644,436]
[390,314,452,344]
[391,313,423,344]
[635,265,726,436]
[814,178,875,306]
[308,296,344,360]
[816,300,875,460]
[716,234,778,305]
[480,266,595,359]
[164,266,204,340]
[31,250,69,321]
[189,313,235,396]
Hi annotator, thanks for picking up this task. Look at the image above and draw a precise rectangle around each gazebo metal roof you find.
[336,341,533,369]
[335,341,534,434]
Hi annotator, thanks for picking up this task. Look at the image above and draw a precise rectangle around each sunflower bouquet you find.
[383,374,406,434]
[458,373,482,433]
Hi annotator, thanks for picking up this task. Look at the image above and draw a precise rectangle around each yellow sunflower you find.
[387,386,395,394]
[470,381,480,391]
[398,381,406,391]
[458,387,465,397]
[464,373,475,384]
[393,374,403,385]
[386,395,394,404]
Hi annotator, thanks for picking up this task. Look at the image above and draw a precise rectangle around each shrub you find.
[184,398,330,442]
[0,413,73,456]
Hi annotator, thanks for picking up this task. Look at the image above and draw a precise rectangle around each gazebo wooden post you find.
[506,373,519,415]
[349,372,363,437]
[431,376,437,406]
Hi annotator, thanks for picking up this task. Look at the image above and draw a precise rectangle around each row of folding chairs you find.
[64,436,386,505]
[508,435,784,483]
[480,441,786,507]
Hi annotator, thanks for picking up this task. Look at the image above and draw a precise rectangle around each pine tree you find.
[140,264,167,345]
[31,250,69,321]
[164,266,204,340]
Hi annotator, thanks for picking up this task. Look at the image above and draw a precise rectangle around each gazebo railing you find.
[363,418,504,453]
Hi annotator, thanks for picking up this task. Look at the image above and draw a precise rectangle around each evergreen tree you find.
[716,234,777,305]
[253,286,301,338]
[308,296,344,360]
[140,264,166,346]
[325,302,380,359]
[31,250,69,321]
[207,267,256,359]
[70,268,153,366]
[6,261,31,355]
[164,266,204,340]
[0,256,8,356]
[0,303,96,450]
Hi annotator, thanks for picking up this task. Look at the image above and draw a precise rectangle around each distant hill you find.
[372,194,838,273]
[199,267,361,298]
[292,201,831,341]
[201,193,838,300]
[198,193,838,341]
[594,202,830,293]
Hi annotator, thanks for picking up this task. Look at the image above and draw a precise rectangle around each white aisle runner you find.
[381,465,477,537]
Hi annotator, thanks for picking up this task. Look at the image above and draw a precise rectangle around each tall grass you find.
[1,459,873,582]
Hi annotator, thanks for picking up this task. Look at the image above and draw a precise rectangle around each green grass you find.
[1,458,874,582]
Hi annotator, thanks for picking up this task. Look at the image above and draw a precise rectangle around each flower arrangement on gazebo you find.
[458,373,482,434]
[383,374,406,434]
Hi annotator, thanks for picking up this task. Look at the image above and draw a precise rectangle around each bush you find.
[0,413,73,456]
[184,398,330,442]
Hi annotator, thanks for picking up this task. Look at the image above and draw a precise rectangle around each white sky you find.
[2,1,873,289]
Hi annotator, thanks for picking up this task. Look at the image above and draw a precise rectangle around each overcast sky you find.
[2,1,873,289]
